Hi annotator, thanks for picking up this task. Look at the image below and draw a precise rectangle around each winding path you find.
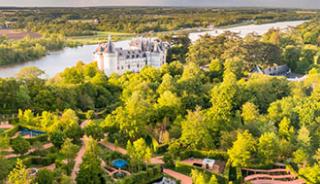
[71,135,88,181]
[4,143,53,159]
[71,120,90,181]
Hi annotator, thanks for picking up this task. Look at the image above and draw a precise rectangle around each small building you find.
[93,18,100,24]
[202,159,215,170]
[253,64,291,76]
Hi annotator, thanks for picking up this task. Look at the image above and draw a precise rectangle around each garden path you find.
[4,143,53,159]
[71,120,90,181]
[163,168,192,184]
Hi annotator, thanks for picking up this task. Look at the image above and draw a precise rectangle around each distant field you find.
[67,31,135,44]
[0,29,42,40]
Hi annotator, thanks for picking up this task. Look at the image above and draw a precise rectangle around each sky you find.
[0,0,319,9]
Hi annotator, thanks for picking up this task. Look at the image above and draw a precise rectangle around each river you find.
[0,20,306,78]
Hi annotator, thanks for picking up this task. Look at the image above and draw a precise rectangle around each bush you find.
[26,134,48,144]
[23,156,55,167]
[11,136,31,155]
[34,169,54,184]
[116,165,162,184]
[3,125,19,137]
[55,159,75,175]
[155,143,169,154]
[179,150,228,160]
[175,161,227,183]
[163,153,175,168]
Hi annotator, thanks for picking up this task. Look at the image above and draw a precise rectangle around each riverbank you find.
[0,20,308,78]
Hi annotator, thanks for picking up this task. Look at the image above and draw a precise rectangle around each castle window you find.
[128,65,131,69]
[121,66,124,70]
[137,64,139,68]
[126,55,129,59]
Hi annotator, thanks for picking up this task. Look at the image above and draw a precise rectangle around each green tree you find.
[127,138,152,171]
[16,66,45,80]
[208,175,219,184]
[293,148,309,167]
[209,58,223,78]
[76,137,105,184]
[228,130,256,167]
[282,45,300,72]
[241,102,259,124]
[257,132,279,165]
[49,130,65,148]
[0,135,10,150]
[180,108,214,149]
[157,73,176,95]
[278,117,294,140]
[60,138,79,163]
[0,156,12,182]
[191,169,205,184]
[8,159,32,184]
[84,120,104,140]
[297,126,311,148]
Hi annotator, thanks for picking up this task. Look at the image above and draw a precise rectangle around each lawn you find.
[67,31,136,45]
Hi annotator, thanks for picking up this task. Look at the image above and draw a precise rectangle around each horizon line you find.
[0,5,318,10]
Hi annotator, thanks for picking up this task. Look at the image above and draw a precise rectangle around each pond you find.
[0,20,306,78]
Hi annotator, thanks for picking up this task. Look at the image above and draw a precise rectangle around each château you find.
[94,36,168,76]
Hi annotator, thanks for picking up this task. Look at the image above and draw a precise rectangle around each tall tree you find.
[228,130,256,167]
[8,159,32,184]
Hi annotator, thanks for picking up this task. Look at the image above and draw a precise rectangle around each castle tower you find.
[103,35,117,76]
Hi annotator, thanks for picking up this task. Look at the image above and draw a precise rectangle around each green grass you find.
[67,31,136,45]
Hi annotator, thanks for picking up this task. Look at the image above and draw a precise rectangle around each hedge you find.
[23,156,55,167]
[2,125,19,137]
[155,143,169,154]
[116,165,162,184]
[223,159,232,181]
[175,161,227,184]
[179,150,229,160]
[26,134,48,144]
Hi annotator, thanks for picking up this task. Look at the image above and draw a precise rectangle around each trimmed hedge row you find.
[116,165,162,184]
[179,150,229,160]
[2,125,19,137]
[26,134,48,144]
[23,156,55,167]
[175,161,227,183]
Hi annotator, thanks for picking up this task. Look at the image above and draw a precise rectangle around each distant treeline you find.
[0,7,317,36]
[0,35,67,65]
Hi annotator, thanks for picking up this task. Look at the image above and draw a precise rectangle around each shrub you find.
[155,143,169,154]
[34,169,54,184]
[3,125,19,137]
[179,150,228,160]
[26,134,48,144]
[11,136,31,155]
[174,161,226,183]
[116,165,162,184]
[23,156,55,167]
